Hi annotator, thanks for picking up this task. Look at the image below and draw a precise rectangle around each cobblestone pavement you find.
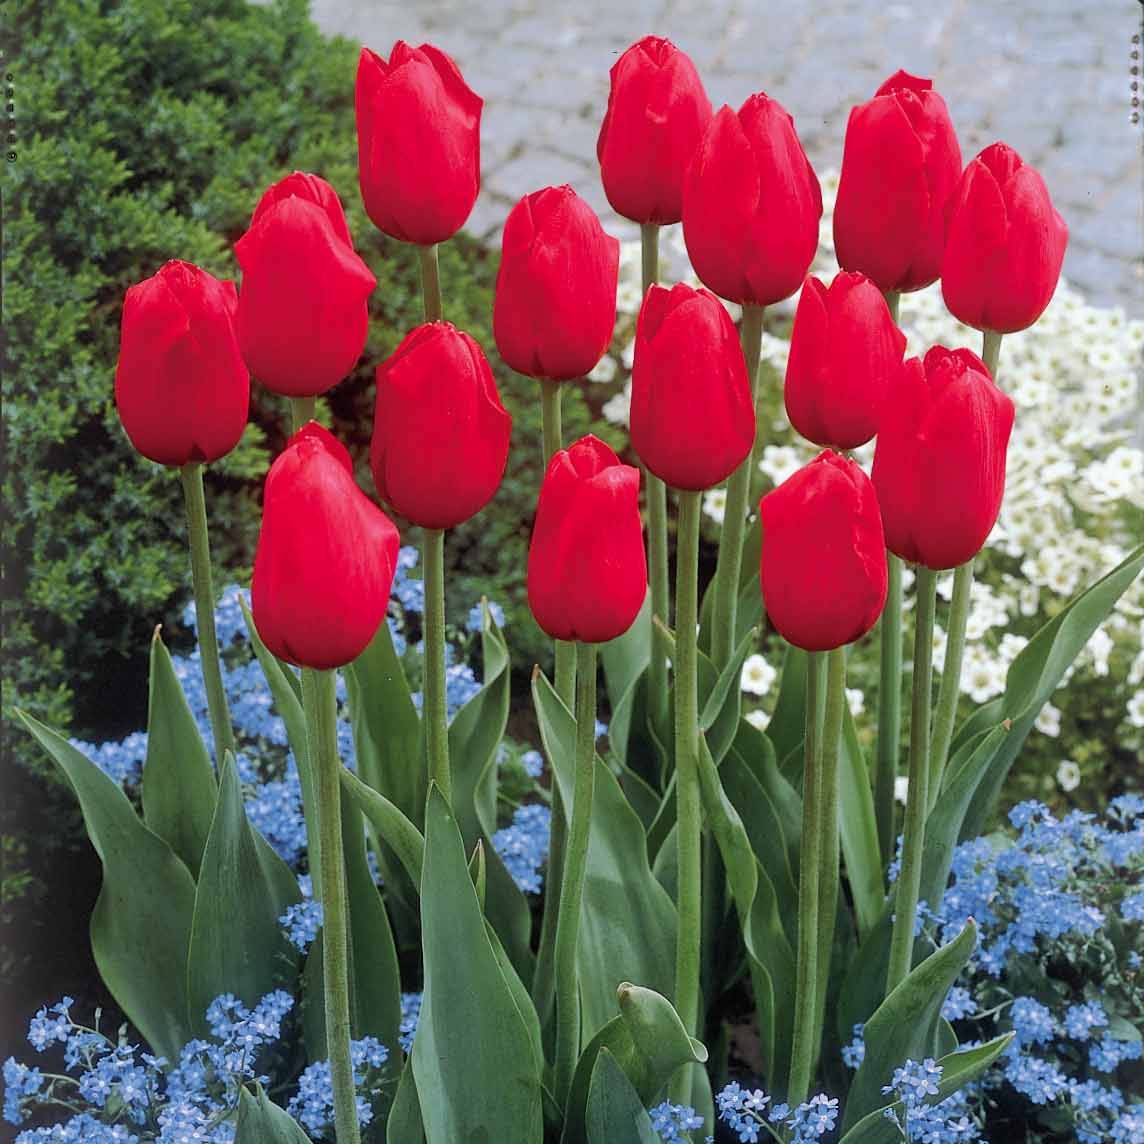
[312,0,1144,313]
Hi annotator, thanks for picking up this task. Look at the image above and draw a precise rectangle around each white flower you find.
[1035,702,1061,737]
[587,354,618,384]
[960,644,1005,703]
[741,654,777,697]
[1128,690,1144,729]
[601,381,631,427]
[894,776,910,805]
[1086,627,1113,676]
[931,624,948,673]
[758,445,805,488]
[703,488,728,525]
[1056,759,1081,792]
[745,709,771,732]
[846,688,865,718]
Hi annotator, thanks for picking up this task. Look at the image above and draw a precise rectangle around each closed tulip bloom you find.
[941,143,1068,334]
[760,452,888,652]
[682,94,822,305]
[371,322,512,529]
[833,71,962,294]
[252,422,399,670]
[236,172,376,397]
[784,272,907,450]
[872,347,1015,571]
[356,42,482,245]
[115,260,249,466]
[493,186,619,381]
[528,435,646,643]
[630,283,754,490]
[597,36,713,225]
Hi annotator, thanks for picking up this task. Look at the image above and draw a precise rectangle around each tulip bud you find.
[370,322,512,529]
[236,172,376,398]
[833,71,962,294]
[941,143,1068,334]
[493,186,619,381]
[872,347,1015,570]
[760,452,888,652]
[597,36,713,225]
[252,422,399,669]
[356,42,482,245]
[681,94,822,305]
[528,435,646,643]
[114,260,249,466]
[784,272,907,450]
[630,283,754,490]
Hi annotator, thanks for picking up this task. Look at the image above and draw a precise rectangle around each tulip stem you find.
[710,303,765,668]
[929,560,973,809]
[981,330,1003,379]
[671,490,703,1106]
[886,566,937,994]
[418,243,443,323]
[422,527,451,803]
[552,640,598,1105]
[874,553,904,870]
[290,396,316,434]
[179,462,235,767]
[302,666,360,1144]
[884,290,901,324]
[789,651,826,1104]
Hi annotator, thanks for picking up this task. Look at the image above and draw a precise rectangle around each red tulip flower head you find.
[356,42,482,245]
[941,143,1068,334]
[236,172,376,397]
[252,422,399,670]
[833,71,962,294]
[630,283,755,490]
[784,272,907,450]
[115,260,249,466]
[682,93,822,305]
[528,435,646,643]
[760,452,888,652]
[597,36,713,224]
[493,186,619,381]
[872,347,1015,571]
[371,322,512,529]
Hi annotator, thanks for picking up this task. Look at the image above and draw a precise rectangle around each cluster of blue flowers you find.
[714,1082,839,1143]
[648,1100,709,1142]
[881,1058,976,1143]
[492,803,553,894]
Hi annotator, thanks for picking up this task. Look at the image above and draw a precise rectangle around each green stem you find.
[884,290,901,324]
[874,554,904,870]
[928,560,973,809]
[303,667,360,1144]
[290,396,315,434]
[886,566,937,994]
[981,330,1003,379]
[179,463,234,766]
[418,243,443,323]
[552,641,598,1104]
[788,651,827,1104]
[422,528,451,803]
[710,304,765,668]
[671,491,703,1105]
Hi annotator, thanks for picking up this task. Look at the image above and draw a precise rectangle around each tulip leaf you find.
[698,628,756,764]
[533,670,677,1045]
[18,712,197,1061]
[766,645,808,764]
[387,1059,425,1144]
[339,767,425,887]
[412,788,542,1144]
[839,709,883,939]
[608,670,667,792]
[141,628,218,878]
[730,720,802,873]
[600,589,651,714]
[469,839,487,909]
[585,1050,659,1144]
[187,753,301,1034]
[235,1086,313,1144]
[698,515,763,656]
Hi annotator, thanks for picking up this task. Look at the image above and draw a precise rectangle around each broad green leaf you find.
[698,627,756,764]
[698,516,763,656]
[469,839,487,909]
[731,721,801,872]
[533,671,678,1044]
[412,788,542,1144]
[842,921,977,1130]
[600,590,651,713]
[235,1086,312,1144]
[142,629,217,878]
[18,713,196,1060]
[585,1050,659,1144]
[388,1059,425,1144]
[187,754,301,1034]
[839,710,883,939]
[766,645,808,764]
[340,767,425,887]
[608,670,667,791]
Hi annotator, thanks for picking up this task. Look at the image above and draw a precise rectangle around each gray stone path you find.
[313,0,1144,313]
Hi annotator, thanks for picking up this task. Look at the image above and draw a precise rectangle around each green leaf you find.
[842,921,977,1130]
[18,712,196,1060]
[141,628,217,878]
[340,767,425,887]
[767,645,808,763]
[187,753,301,1034]
[839,710,883,940]
[585,1050,659,1144]
[533,671,677,1044]
[469,839,487,909]
[698,516,763,656]
[388,1060,425,1144]
[698,627,756,764]
[412,788,542,1144]
[600,590,651,713]
[235,1086,313,1144]
[731,721,801,874]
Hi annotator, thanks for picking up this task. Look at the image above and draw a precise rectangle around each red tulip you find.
[941,143,1068,334]
[681,94,822,305]
[760,452,888,652]
[356,42,482,245]
[236,172,376,398]
[833,70,962,294]
[630,282,754,490]
[597,36,713,225]
[784,272,907,450]
[528,435,646,643]
[115,260,249,466]
[371,322,512,529]
[872,347,1015,570]
[252,422,399,670]
[493,186,619,381]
